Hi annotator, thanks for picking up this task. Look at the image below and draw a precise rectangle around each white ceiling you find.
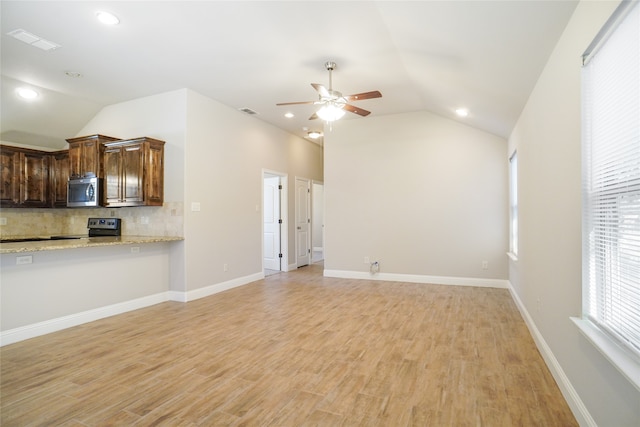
[1,1,578,150]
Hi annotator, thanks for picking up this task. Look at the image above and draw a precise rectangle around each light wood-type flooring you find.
[1,263,577,426]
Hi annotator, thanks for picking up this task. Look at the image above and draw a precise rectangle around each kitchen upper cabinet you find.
[0,147,20,205]
[66,134,120,178]
[102,137,165,207]
[21,150,50,207]
[0,146,49,208]
[50,150,70,208]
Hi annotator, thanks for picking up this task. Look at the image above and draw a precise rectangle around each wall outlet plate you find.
[16,255,32,265]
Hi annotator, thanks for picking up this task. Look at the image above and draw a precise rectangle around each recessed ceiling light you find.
[16,87,38,100]
[284,112,294,118]
[455,108,469,117]
[308,131,322,139]
[96,11,120,25]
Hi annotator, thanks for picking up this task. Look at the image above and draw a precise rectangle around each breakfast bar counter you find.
[0,235,184,254]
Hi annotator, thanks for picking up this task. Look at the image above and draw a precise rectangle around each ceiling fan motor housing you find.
[276,60,382,121]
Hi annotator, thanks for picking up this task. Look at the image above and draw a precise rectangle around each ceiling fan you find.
[277,61,382,122]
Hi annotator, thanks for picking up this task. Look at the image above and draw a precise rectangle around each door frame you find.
[262,169,289,272]
[311,180,324,263]
[295,176,311,268]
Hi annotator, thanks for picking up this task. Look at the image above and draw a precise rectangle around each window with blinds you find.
[581,0,640,366]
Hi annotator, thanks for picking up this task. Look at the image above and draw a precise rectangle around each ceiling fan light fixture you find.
[316,103,346,122]
[308,131,322,139]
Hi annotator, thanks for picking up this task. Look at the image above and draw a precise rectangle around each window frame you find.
[508,150,518,260]
[573,0,640,392]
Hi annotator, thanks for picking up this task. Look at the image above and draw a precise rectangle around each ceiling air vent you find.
[239,107,258,115]
[7,29,60,51]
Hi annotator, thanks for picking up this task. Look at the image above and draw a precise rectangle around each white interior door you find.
[295,177,311,267]
[263,175,281,270]
[312,181,324,262]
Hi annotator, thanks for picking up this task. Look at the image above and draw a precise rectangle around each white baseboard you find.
[323,269,509,289]
[1,272,264,346]
[507,282,595,427]
[168,272,264,302]
[0,292,169,347]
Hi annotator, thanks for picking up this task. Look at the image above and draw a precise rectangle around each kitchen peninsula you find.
[0,235,183,254]
[1,233,184,346]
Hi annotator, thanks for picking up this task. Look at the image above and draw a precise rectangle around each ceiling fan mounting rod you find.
[325,61,337,91]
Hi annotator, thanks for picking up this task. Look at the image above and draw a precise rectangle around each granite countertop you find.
[0,235,184,254]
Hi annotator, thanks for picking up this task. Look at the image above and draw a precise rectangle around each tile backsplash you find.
[0,202,183,238]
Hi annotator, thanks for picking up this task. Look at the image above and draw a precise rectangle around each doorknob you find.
[297,226,301,230]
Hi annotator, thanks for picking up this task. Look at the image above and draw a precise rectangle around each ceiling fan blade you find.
[343,104,371,117]
[309,112,319,120]
[311,83,330,98]
[344,91,382,102]
[276,100,316,106]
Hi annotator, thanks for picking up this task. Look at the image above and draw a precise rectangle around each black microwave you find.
[67,176,102,207]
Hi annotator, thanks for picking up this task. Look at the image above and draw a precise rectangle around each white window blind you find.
[582,0,640,362]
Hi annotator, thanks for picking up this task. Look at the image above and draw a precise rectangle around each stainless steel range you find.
[87,218,121,237]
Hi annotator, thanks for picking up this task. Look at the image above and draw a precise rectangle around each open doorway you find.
[263,170,288,276]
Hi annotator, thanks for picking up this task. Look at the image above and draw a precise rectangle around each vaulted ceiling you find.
[1,1,578,149]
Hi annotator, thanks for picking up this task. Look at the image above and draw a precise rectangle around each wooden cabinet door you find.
[21,151,49,207]
[68,142,82,178]
[145,142,164,205]
[67,134,117,178]
[122,144,144,204]
[98,137,164,207]
[82,139,100,177]
[69,140,100,177]
[50,151,70,208]
[103,145,123,206]
[0,148,20,206]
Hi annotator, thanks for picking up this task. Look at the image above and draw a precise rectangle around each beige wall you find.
[79,88,323,292]
[508,1,639,425]
[324,110,508,282]
[1,88,323,335]
[182,90,323,291]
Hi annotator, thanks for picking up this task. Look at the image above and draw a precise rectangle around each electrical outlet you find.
[191,202,201,212]
[482,260,489,270]
[131,247,140,253]
[140,216,149,225]
[0,218,7,225]
[223,263,228,272]
[16,255,32,265]
[364,256,370,264]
